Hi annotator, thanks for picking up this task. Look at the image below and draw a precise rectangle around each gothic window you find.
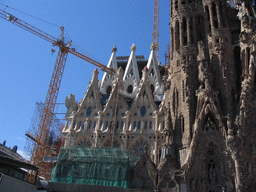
[208,142,214,156]
[140,106,147,117]
[127,85,133,93]
[175,0,178,10]
[86,107,92,117]
[182,80,185,102]
[88,121,92,129]
[208,160,217,184]
[219,2,226,27]
[138,121,141,130]
[234,46,241,93]
[105,121,109,129]
[189,17,194,44]
[181,115,185,133]
[121,121,124,129]
[150,84,155,94]
[196,16,205,41]
[149,121,153,129]
[171,27,174,53]
[212,2,219,29]
[116,121,119,129]
[205,5,211,32]
[173,88,179,114]
[182,17,188,46]
[106,85,112,95]
[93,121,96,129]
[145,121,148,129]
[203,117,218,131]
[246,47,251,78]
[177,60,180,67]
[175,21,180,50]
[134,121,137,129]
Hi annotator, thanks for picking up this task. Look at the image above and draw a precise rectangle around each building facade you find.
[61,1,256,191]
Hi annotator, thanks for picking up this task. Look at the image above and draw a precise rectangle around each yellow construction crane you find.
[153,0,159,62]
[0,8,115,181]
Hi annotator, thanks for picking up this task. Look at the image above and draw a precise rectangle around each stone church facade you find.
[62,0,256,191]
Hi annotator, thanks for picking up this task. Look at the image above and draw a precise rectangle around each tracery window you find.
[132,141,148,156]
[77,138,91,148]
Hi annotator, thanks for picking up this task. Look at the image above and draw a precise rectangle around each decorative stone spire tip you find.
[131,44,136,52]
[150,42,156,50]
[112,44,117,53]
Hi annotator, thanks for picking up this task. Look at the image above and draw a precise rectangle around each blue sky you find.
[0,0,170,158]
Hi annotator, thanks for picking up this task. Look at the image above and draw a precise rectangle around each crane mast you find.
[153,0,159,62]
[0,8,115,180]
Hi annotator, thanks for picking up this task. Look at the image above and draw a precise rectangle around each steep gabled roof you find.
[123,44,140,88]
[146,43,162,86]
[100,45,118,93]
[130,67,157,113]
[77,68,102,114]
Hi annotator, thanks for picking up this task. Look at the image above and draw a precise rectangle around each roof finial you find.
[131,44,136,52]
[150,42,156,50]
[112,44,117,53]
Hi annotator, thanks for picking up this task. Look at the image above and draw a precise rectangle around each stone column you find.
[216,2,222,29]
[69,112,77,132]
[96,111,102,131]
[233,154,243,192]
[126,111,131,131]
[209,4,215,30]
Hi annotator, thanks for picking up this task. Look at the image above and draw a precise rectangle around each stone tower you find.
[169,0,204,162]
[165,0,256,191]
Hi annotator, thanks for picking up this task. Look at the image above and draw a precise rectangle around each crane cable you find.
[0,3,103,64]
[0,3,60,28]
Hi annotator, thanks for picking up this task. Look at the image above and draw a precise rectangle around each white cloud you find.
[14,137,26,142]
[17,149,31,161]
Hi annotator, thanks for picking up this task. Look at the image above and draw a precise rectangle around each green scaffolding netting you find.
[51,147,139,188]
